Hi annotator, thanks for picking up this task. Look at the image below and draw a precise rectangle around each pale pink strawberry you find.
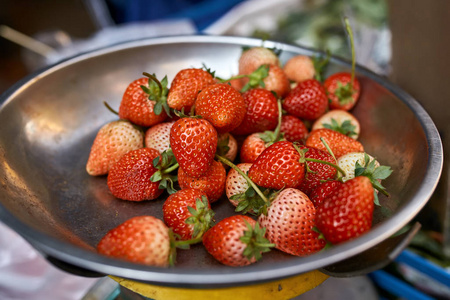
[283,55,316,83]
[144,121,175,153]
[86,120,144,176]
[258,188,325,256]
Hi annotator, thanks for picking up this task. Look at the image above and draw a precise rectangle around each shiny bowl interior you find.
[0,35,443,287]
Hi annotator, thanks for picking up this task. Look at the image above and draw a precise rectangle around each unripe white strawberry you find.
[86,120,144,176]
[312,109,360,139]
[337,152,379,182]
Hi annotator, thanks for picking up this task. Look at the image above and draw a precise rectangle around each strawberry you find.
[86,120,144,176]
[178,160,226,203]
[297,146,337,195]
[316,176,374,244]
[202,215,274,266]
[216,132,238,163]
[162,188,214,240]
[167,68,216,112]
[323,18,360,111]
[195,83,246,133]
[312,109,360,139]
[324,72,361,111]
[309,180,342,207]
[107,148,163,201]
[280,114,309,143]
[258,188,325,256]
[145,121,175,154]
[248,141,305,190]
[232,88,279,136]
[238,46,280,76]
[283,55,315,83]
[305,128,364,158]
[119,74,169,127]
[97,216,171,267]
[239,132,268,163]
[170,117,218,178]
[282,79,328,120]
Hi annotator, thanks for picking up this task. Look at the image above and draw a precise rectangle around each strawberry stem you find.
[103,101,119,115]
[293,143,347,177]
[162,163,179,174]
[344,17,355,93]
[215,154,269,204]
[143,72,163,99]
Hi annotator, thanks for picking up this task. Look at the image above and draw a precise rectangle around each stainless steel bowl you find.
[0,35,443,287]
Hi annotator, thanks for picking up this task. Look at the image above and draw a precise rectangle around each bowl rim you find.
[0,34,443,287]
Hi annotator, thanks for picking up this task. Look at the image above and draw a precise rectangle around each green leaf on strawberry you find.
[150,149,179,194]
[185,195,215,239]
[355,153,393,205]
[141,72,171,117]
[239,221,275,262]
[323,118,357,138]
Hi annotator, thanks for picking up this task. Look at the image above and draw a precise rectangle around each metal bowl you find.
[0,35,443,288]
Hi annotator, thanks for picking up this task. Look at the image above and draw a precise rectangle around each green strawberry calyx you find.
[216,64,270,93]
[141,72,171,117]
[355,153,393,205]
[150,149,179,194]
[240,221,275,262]
[185,195,216,240]
[258,99,285,147]
[323,118,357,138]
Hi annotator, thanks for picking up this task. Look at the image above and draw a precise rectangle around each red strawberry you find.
[238,47,280,75]
[167,68,216,112]
[162,188,214,240]
[309,180,342,207]
[311,109,360,139]
[280,115,309,142]
[316,176,374,244]
[107,148,163,201]
[305,128,364,158]
[178,160,226,203]
[248,141,305,190]
[202,215,273,266]
[195,83,246,133]
[324,72,361,111]
[232,88,279,136]
[170,117,218,178]
[239,133,267,163]
[282,79,328,120]
[283,55,315,83]
[145,121,175,154]
[97,216,170,267]
[86,120,144,176]
[298,146,337,195]
[323,18,361,111]
[119,75,168,127]
[258,188,325,256]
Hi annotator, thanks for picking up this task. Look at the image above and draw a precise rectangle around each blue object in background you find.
[107,0,245,30]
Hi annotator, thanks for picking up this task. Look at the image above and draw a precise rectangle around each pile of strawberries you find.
[89,23,393,268]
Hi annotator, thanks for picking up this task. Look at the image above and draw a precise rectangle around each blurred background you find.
[1,0,449,299]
